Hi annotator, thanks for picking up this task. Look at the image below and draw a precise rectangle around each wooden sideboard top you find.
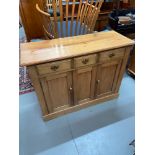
[20,31,134,66]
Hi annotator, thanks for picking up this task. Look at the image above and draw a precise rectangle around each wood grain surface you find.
[20,31,134,66]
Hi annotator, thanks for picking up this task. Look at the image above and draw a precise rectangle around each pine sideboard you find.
[20,31,134,121]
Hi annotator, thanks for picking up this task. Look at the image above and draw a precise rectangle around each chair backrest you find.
[36,0,104,39]
[46,0,59,10]
[36,3,54,39]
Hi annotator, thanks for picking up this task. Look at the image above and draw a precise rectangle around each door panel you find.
[99,65,117,93]
[41,72,72,113]
[48,77,69,108]
[73,66,96,104]
[77,70,92,101]
[96,60,122,98]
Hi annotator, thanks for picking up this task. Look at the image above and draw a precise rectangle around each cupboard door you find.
[40,72,73,113]
[73,66,96,104]
[95,60,122,98]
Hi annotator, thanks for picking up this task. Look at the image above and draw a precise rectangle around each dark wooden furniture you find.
[95,0,135,31]
[108,8,135,35]
[20,31,134,121]
[94,1,113,31]
[19,0,45,41]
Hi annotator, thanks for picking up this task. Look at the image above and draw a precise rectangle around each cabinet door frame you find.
[95,59,122,98]
[73,66,97,105]
[40,72,73,113]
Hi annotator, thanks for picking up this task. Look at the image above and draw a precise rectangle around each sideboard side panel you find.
[115,46,132,93]
[28,66,49,116]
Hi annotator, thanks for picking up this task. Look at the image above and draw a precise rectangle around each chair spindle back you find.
[36,0,104,39]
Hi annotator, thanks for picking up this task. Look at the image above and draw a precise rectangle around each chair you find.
[36,0,104,39]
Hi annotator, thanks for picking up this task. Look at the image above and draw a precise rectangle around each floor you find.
[19,73,135,155]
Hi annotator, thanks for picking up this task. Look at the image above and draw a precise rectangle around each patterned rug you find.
[19,26,35,95]
[19,66,34,95]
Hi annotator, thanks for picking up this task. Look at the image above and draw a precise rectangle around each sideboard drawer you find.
[99,48,124,62]
[74,54,97,68]
[36,59,72,75]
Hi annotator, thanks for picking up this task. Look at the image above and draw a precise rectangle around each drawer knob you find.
[51,65,59,71]
[97,80,100,84]
[69,87,73,93]
[109,53,115,58]
[82,58,89,64]
[69,87,73,91]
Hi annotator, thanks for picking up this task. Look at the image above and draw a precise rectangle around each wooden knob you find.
[109,53,115,58]
[69,87,73,93]
[51,65,59,71]
[82,58,89,64]
[97,80,100,84]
